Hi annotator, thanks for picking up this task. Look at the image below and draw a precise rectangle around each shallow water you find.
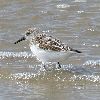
[0,0,100,100]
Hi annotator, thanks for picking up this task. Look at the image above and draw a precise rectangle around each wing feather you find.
[33,33,69,51]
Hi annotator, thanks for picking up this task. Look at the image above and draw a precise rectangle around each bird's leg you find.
[42,63,47,71]
[43,64,47,70]
[57,62,61,69]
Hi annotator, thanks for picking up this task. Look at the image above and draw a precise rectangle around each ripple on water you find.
[0,51,100,84]
[74,0,87,2]
[0,51,34,59]
[83,60,100,66]
[4,64,99,85]
[56,4,70,9]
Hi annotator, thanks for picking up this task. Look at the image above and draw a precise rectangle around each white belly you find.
[30,44,74,63]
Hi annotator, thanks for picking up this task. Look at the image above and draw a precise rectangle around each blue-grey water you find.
[0,0,100,100]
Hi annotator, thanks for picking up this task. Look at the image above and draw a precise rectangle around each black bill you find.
[14,36,26,44]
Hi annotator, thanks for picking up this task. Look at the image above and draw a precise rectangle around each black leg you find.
[43,64,47,70]
[57,62,61,69]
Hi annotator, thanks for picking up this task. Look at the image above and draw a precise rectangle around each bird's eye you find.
[26,32,31,36]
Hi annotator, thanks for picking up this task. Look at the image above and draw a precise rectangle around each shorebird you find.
[14,28,82,69]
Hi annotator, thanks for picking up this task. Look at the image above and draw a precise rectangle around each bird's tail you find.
[70,48,82,53]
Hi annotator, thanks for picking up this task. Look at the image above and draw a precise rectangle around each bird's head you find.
[14,28,39,44]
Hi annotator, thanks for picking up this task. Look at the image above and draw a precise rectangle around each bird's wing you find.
[33,33,82,53]
[34,33,69,51]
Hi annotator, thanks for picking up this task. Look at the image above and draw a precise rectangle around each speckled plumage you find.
[30,32,71,52]
[14,28,82,65]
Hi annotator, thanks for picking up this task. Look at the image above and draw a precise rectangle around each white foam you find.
[0,51,34,59]
[83,60,100,66]
[74,0,87,2]
[56,4,70,9]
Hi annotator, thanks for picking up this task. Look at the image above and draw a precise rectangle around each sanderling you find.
[14,28,82,69]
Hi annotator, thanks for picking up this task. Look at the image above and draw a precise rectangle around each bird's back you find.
[30,33,70,52]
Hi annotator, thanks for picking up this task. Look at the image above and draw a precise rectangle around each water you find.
[0,0,100,100]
